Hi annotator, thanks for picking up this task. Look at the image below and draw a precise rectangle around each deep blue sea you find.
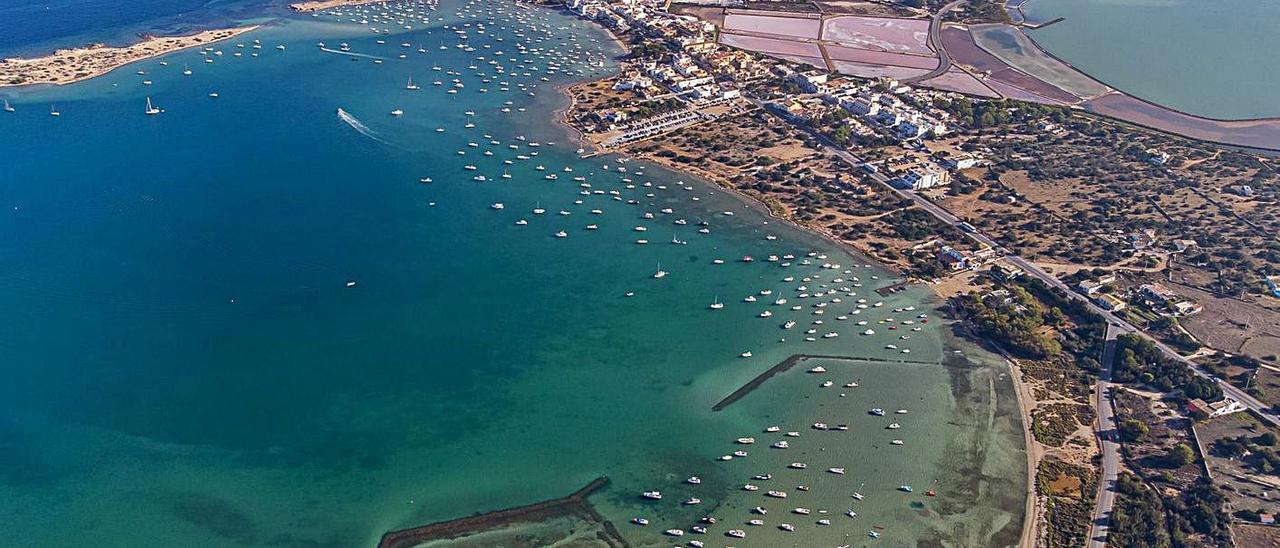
[0,1,1025,546]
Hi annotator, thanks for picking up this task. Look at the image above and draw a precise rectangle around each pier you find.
[875,282,911,296]
[377,476,626,548]
[1020,17,1065,30]
[712,353,940,411]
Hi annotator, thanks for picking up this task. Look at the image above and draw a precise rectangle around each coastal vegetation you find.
[1113,334,1221,402]
[1110,472,1172,548]
[1036,456,1096,547]
[959,284,1062,359]
[1111,390,1234,548]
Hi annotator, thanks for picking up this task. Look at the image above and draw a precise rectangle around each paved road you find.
[905,0,966,83]
[746,95,1280,430]
[1089,324,1121,548]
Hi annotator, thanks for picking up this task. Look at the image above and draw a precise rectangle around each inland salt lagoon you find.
[0,0,1025,546]
[1022,0,1280,120]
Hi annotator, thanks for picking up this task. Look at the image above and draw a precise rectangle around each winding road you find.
[905,0,966,83]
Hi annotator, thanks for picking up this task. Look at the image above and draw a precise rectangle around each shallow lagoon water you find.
[1024,0,1280,119]
[0,1,1024,546]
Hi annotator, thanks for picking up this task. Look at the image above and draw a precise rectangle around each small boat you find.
[736,437,756,445]
[664,529,684,537]
[50,106,60,117]
[3,99,14,113]
[846,510,859,518]
[390,109,404,116]
[686,476,701,484]
[887,423,901,430]
[869,531,881,538]
[765,426,781,433]
[899,485,913,493]
[683,497,701,505]
[641,491,662,500]
[405,77,420,90]
[709,297,724,310]
[739,351,752,358]
[490,203,504,210]
[653,262,667,279]
[792,508,810,515]
[753,506,768,515]
[766,490,787,498]
[828,467,845,475]
[852,492,865,500]
[788,462,807,469]
[742,484,759,491]
[771,440,789,449]
[345,281,357,288]
[631,517,648,526]
[554,230,567,238]
[870,408,886,416]
[727,530,746,538]
[778,523,795,532]
[891,439,904,445]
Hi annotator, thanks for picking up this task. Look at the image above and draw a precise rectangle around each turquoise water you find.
[1024,0,1280,119]
[0,1,1024,546]
[0,0,285,58]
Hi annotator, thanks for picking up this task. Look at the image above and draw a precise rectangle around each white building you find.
[893,168,949,190]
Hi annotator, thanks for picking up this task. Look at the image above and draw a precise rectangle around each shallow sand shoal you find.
[0,26,260,88]
[290,0,388,12]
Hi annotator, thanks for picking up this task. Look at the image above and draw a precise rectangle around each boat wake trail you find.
[319,47,388,61]
[336,107,394,146]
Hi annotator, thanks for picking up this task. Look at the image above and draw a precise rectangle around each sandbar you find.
[0,26,260,88]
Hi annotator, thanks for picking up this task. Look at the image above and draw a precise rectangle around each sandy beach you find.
[0,26,259,88]
[289,0,390,12]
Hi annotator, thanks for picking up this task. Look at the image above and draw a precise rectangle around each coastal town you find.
[2,0,1278,546]
[550,0,1280,546]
